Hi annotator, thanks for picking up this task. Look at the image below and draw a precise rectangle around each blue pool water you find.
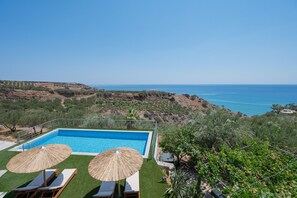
[95,85,297,116]
[21,129,150,155]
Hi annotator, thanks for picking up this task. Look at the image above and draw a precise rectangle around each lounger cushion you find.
[124,171,139,193]
[39,185,63,190]
[39,169,76,191]
[93,181,116,197]
[0,192,7,198]
[125,171,139,192]
[14,169,57,191]
[0,170,7,178]
[29,169,57,186]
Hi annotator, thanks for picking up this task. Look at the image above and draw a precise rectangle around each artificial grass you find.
[0,150,167,198]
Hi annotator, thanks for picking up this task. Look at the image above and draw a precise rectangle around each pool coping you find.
[0,141,16,151]
[10,128,153,158]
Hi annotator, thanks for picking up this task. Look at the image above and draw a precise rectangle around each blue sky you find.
[0,0,296,85]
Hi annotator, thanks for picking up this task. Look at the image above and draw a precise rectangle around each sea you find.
[93,85,297,116]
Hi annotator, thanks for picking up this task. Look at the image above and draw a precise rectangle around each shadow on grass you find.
[83,183,125,198]
[3,179,33,198]
[83,186,98,198]
[16,180,31,188]
[114,183,125,198]
[3,191,14,198]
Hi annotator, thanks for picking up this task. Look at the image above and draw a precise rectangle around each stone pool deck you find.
[0,141,16,151]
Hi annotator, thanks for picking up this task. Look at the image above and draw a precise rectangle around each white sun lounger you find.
[93,181,116,198]
[0,170,7,178]
[38,168,77,198]
[14,169,58,198]
[0,192,7,198]
[124,171,140,198]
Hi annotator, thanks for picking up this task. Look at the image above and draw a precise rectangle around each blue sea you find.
[93,85,297,116]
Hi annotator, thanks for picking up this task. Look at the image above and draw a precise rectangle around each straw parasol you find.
[7,144,72,186]
[88,147,143,197]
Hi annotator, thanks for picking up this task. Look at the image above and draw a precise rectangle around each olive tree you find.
[160,125,200,167]
[191,110,252,151]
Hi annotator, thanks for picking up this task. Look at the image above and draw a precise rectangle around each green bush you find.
[197,141,297,197]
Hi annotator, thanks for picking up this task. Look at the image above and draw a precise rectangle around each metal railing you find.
[150,122,158,159]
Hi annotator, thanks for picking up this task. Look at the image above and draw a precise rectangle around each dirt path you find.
[76,93,96,100]
[61,98,66,108]
[60,93,96,109]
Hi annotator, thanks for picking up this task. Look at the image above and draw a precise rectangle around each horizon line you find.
[91,83,297,86]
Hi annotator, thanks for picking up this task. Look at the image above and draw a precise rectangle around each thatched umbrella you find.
[7,144,72,186]
[88,147,143,197]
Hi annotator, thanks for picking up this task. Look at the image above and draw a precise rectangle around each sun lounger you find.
[0,192,7,198]
[93,181,116,198]
[0,170,7,178]
[39,168,77,198]
[13,169,58,198]
[124,171,140,198]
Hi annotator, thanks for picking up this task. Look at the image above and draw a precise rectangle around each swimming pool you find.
[11,128,152,158]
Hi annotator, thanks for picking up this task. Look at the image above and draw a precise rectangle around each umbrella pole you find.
[118,180,121,197]
[43,169,47,187]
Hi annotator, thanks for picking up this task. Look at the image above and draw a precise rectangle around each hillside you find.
[0,80,93,91]
[0,80,216,127]
[1,81,297,197]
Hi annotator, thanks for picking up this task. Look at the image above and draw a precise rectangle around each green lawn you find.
[0,150,167,198]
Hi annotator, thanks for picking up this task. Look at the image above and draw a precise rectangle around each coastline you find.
[93,84,297,116]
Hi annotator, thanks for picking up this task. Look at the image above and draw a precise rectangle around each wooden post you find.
[43,169,47,187]
[118,180,121,197]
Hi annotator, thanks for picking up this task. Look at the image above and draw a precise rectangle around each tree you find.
[81,114,106,128]
[285,103,297,111]
[160,125,200,167]
[126,109,139,129]
[251,113,297,154]
[271,104,283,113]
[191,110,252,151]
[1,110,23,132]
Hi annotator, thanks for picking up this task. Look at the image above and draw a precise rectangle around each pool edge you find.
[10,128,152,158]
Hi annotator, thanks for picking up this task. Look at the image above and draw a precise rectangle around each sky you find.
[0,0,297,85]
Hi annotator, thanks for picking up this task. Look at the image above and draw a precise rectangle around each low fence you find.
[150,122,158,159]
[15,118,158,159]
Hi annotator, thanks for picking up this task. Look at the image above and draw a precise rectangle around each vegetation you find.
[197,141,297,197]
[0,90,190,129]
[0,80,92,93]
[163,170,198,198]
[251,112,297,154]
[160,110,253,166]
[189,110,252,151]
[0,81,50,92]
[95,98,189,115]
[55,89,96,97]
[0,99,64,131]
[80,114,126,129]
[0,98,92,131]
[160,125,199,166]
[1,82,297,197]
[126,109,140,129]
[160,108,297,197]
[271,103,297,113]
